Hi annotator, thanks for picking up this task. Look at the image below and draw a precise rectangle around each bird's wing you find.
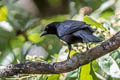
[57,20,94,37]
[73,30,102,43]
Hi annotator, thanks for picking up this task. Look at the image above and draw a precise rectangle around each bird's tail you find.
[88,35,102,42]
[73,30,102,43]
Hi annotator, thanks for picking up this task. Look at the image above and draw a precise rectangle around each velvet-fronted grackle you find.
[40,20,102,59]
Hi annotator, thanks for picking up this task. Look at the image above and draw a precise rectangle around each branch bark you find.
[0,31,120,77]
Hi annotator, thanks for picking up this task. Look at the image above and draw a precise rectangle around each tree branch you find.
[0,31,120,77]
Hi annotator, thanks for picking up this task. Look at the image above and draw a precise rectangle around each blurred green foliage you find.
[0,6,7,21]
[0,0,120,80]
[83,16,106,31]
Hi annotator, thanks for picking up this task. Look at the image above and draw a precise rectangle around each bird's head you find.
[40,22,60,37]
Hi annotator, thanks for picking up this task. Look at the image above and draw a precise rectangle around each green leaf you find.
[10,35,25,48]
[80,63,92,80]
[9,35,25,62]
[100,11,114,19]
[37,75,48,80]
[40,15,67,24]
[110,49,120,68]
[83,16,106,31]
[0,21,15,46]
[97,55,112,73]
[47,74,60,80]
[70,50,77,58]
[65,69,78,80]
[97,53,120,78]
[0,6,7,21]
[0,48,15,65]
[90,63,102,80]
[28,33,45,43]
[6,2,33,31]
[80,63,102,80]
[48,0,61,7]
[92,60,102,74]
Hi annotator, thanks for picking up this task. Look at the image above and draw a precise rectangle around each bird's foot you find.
[86,46,89,50]
[86,43,89,50]
[67,56,70,60]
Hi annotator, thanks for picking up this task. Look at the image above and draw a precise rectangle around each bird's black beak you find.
[40,31,47,37]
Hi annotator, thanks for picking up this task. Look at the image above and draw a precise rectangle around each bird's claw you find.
[67,56,70,60]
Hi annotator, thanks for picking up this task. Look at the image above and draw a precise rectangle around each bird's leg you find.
[86,43,89,50]
[67,43,71,59]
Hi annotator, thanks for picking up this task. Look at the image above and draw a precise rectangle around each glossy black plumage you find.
[40,20,102,59]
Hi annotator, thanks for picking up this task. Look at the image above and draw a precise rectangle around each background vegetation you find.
[0,0,120,80]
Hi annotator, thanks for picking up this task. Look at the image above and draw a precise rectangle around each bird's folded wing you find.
[57,20,94,37]
[73,30,102,43]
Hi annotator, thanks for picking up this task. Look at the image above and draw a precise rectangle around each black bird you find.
[40,20,102,59]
